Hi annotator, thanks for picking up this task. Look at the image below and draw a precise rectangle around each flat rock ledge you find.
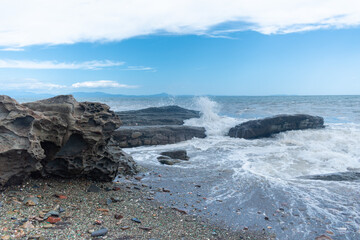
[0,95,137,188]
[112,125,206,148]
[116,105,200,126]
[228,114,324,139]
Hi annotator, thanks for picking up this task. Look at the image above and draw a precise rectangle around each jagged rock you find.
[157,156,181,165]
[112,125,206,148]
[116,106,200,126]
[228,114,324,139]
[0,95,137,188]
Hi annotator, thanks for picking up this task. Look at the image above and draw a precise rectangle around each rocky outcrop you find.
[0,95,137,188]
[157,150,190,165]
[112,125,206,148]
[228,114,324,139]
[116,106,200,126]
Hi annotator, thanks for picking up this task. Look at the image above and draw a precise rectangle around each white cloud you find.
[72,80,138,89]
[0,0,360,47]
[0,78,66,90]
[124,66,156,71]
[0,48,24,51]
[0,60,124,70]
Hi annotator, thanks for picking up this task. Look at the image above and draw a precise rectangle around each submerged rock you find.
[116,105,200,126]
[0,95,137,188]
[299,171,360,181]
[112,125,206,148]
[228,114,324,139]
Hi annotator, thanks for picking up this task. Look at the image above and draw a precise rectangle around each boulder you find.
[228,114,324,139]
[160,150,189,160]
[112,125,206,148]
[116,106,200,126]
[0,95,137,188]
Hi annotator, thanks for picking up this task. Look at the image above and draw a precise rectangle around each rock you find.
[47,217,61,224]
[0,202,2,207]
[113,125,206,148]
[131,218,141,223]
[160,150,189,160]
[228,114,324,139]
[106,198,112,205]
[299,171,360,181]
[0,95,137,188]
[44,210,60,219]
[87,184,101,193]
[91,228,108,237]
[23,197,39,206]
[315,235,333,240]
[139,226,152,231]
[114,214,123,220]
[116,106,200,126]
[157,157,181,165]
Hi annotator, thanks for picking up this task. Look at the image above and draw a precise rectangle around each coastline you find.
[0,176,270,240]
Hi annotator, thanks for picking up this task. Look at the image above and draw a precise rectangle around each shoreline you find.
[0,175,270,240]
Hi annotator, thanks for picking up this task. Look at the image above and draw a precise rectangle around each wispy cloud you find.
[0,47,24,52]
[72,80,138,89]
[0,60,124,70]
[0,0,360,47]
[124,66,156,72]
[0,78,66,90]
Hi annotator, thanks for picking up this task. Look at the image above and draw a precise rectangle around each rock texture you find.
[116,106,200,126]
[228,114,324,139]
[0,95,136,188]
[112,125,206,148]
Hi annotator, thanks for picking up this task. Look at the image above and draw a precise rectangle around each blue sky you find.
[1,1,360,96]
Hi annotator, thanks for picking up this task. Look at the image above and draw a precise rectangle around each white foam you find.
[184,97,242,136]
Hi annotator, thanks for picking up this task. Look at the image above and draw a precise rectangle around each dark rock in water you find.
[112,125,206,148]
[228,114,324,139]
[157,156,181,165]
[116,105,200,126]
[299,171,360,181]
[91,228,108,237]
[87,184,101,193]
[0,95,137,188]
[160,150,189,160]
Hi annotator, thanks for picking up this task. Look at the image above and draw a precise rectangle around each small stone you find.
[58,195,67,199]
[0,202,3,207]
[134,176,142,181]
[162,188,170,192]
[106,198,112,205]
[87,184,101,193]
[58,207,65,213]
[43,224,54,229]
[91,228,108,237]
[24,197,39,206]
[94,220,103,225]
[47,217,61,224]
[315,235,333,240]
[110,197,121,202]
[139,226,152,231]
[114,214,123,220]
[172,208,188,215]
[120,226,130,230]
[97,208,109,212]
[264,216,270,221]
[131,218,141,223]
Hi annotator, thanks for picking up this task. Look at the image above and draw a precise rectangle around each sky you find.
[1,0,360,96]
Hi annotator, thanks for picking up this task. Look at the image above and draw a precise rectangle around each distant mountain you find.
[0,91,54,100]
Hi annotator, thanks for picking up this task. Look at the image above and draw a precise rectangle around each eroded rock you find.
[0,95,137,188]
[228,114,324,139]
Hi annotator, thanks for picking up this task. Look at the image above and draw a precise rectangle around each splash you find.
[184,97,241,136]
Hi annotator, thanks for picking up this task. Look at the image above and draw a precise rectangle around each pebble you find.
[0,202,2,207]
[131,218,141,223]
[23,197,39,206]
[139,226,152,231]
[47,217,61,224]
[91,228,108,237]
[106,198,112,205]
[120,226,130,230]
[315,235,333,240]
[114,214,123,220]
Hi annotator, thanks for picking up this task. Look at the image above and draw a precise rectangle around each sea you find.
[21,95,360,239]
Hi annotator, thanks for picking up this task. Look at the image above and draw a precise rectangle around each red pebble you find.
[58,195,67,199]
[47,217,61,224]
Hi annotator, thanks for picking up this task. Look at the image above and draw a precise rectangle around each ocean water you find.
[22,95,360,239]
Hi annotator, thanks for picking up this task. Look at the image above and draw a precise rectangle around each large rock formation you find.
[228,114,324,139]
[112,125,206,148]
[0,95,136,188]
[116,106,200,126]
